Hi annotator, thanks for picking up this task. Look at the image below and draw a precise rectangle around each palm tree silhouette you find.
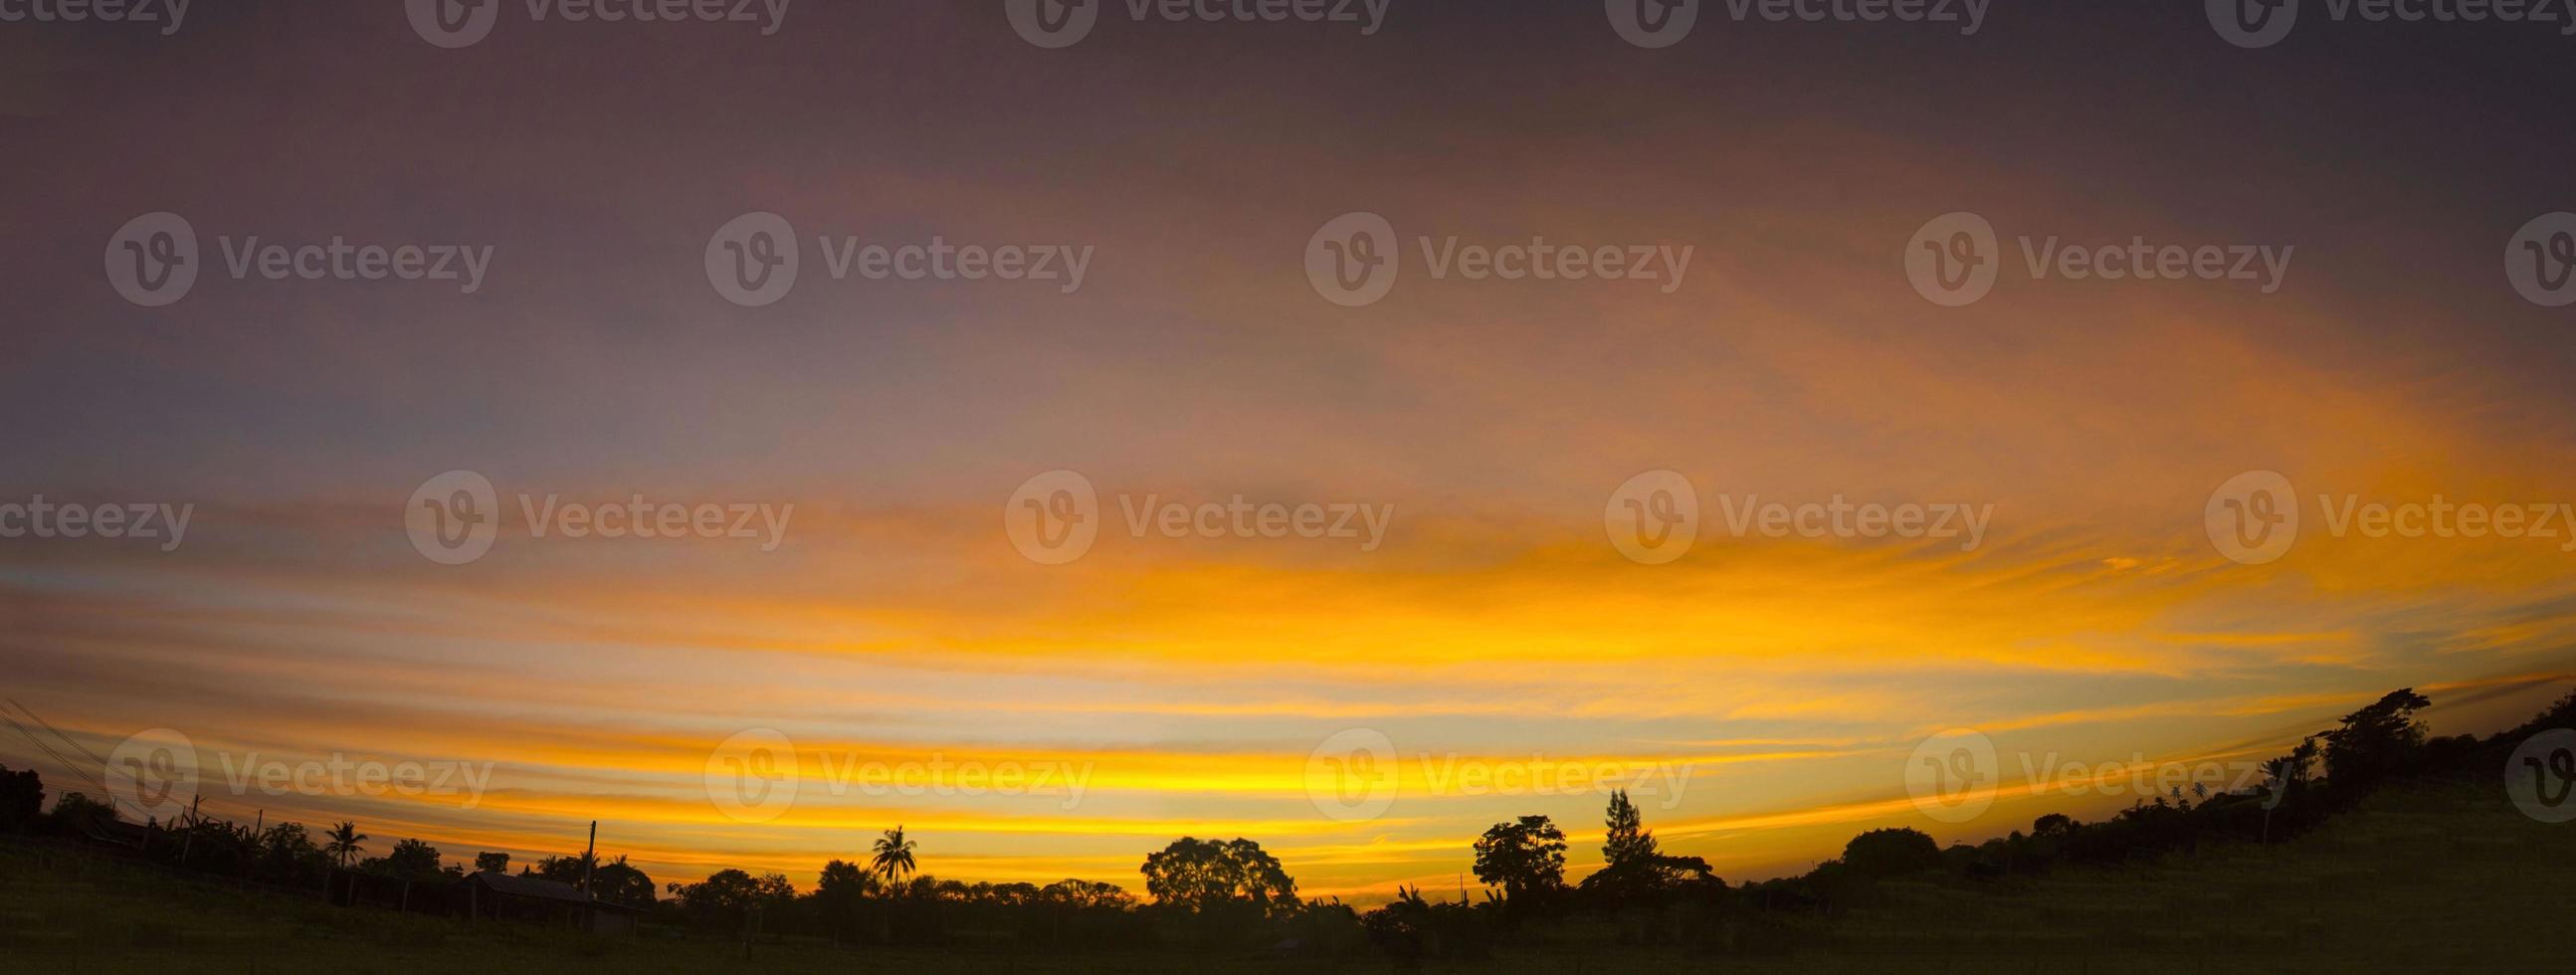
[323,821,368,869]
[870,825,917,884]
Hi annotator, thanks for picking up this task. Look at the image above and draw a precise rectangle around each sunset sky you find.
[4,3,2575,901]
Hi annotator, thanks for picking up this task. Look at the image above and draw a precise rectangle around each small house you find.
[458,870,641,935]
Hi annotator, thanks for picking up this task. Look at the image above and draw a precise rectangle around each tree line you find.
[3,684,2566,963]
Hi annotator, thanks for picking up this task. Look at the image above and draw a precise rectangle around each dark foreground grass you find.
[3,778,2563,973]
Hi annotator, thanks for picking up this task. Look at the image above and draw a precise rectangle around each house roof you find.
[464,870,589,902]
[67,808,147,847]
[461,871,646,912]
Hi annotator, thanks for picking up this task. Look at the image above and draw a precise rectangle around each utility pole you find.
[581,821,599,933]
[581,821,598,894]
[245,811,263,885]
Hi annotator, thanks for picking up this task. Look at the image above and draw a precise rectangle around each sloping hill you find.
[1806,775,2571,972]
[3,776,2564,973]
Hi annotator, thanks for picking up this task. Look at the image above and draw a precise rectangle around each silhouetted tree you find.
[1039,878,1132,908]
[1840,828,1941,878]
[364,837,444,879]
[871,825,918,884]
[1137,837,1299,919]
[47,791,114,834]
[669,869,794,931]
[1575,791,1720,912]
[593,855,656,908]
[322,821,368,869]
[2511,688,2576,738]
[531,852,596,886]
[1602,789,1659,867]
[256,822,324,882]
[0,765,40,834]
[819,858,880,898]
[474,851,510,874]
[1360,884,1492,964]
[2316,688,2432,789]
[1471,815,1567,904]
[2265,737,2320,792]
[811,858,880,941]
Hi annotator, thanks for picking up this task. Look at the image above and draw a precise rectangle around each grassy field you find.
[3,777,2563,973]
[1795,776,2571,973]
